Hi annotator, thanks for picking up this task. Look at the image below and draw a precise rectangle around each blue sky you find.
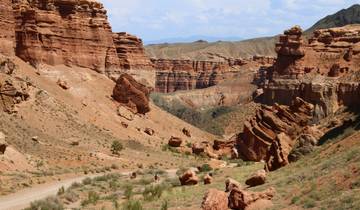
[101,0,359,43]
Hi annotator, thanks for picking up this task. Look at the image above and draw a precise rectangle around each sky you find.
[100,0,359,44]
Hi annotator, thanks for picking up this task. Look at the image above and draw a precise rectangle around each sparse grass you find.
[24,196,64,210]
[122,200,143,210]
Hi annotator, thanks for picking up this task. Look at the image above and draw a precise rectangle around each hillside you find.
[306,4,360,33]
[145,36,277,60]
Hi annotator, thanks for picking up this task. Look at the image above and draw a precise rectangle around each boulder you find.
[245,170,267,187]
[0,74,29,113]
[117,106,135,121]
[225,178,241,192]
[228,187,275,210]
[168,136,182,147]
[144,128,155,136]
[265,133,293,171]
[203,174,213,185]
[179,169,199,186]
[192,143,205,155]
[201,189,228,210]
[113,73,150,114]
[0,132,7,154]
[57,79,70,90]
[182,128,191,137]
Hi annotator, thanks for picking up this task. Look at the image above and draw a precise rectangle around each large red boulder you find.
[179,169,199,186]
[201,189,228,210]
[113,73,150,114]
[228,187,275,210]
[245,169,267,187]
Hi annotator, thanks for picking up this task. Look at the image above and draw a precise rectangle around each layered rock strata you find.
[0,0,15,56]
[236,97,314,171]
[12,0,120,74]
[262,25,360,119]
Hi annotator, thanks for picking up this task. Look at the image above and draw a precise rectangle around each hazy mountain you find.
[145,35,243,45]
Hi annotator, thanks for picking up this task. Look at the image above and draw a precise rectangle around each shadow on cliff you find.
[318,112,360,146]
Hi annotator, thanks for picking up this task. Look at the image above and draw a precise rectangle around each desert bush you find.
[25,196,64,210]
[142,183,170,201]
[161,200,169,210]
[82,177,92,185]
[81,191,100,206]
[111,140,124,155]
[57,186,65,195]
[122,200,143,210]
[124,184,134,200]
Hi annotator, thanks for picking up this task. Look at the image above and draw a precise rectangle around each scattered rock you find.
[228,187,276,210]
[201,189,228,210]
[144,128,155,136]
[182,128,191,137]
[203,174,213,185]
[31,136,39,143]
[0,132,7,154]
[57,79,70,90]
[245,169,267,187]
[179,169,199,186]
[192,143,205,155]
[168,136,182,147]
[121,122,129,128]
[70,141,79,146]
[225,178,241,192]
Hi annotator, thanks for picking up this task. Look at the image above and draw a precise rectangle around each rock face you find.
[12,0,120,74]
[0,131,7,154]
[112,74,150,114]
[0,57,29,113]
[262,25,360,119]
[179,169,199,186]
[228,187,275,210]
[153,59,246,93]
[236,97,314,170]
[201,189,228,210]
[0,0,15,56]
[113,33,153,71]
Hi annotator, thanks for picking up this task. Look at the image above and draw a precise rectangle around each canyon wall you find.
[262,25,360,119]
[153,58,273,93]
[13,0,120,74]
[0,0,15,56]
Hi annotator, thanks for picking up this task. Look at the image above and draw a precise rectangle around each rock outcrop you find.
[113,33,154,71]
[201,189,228,210]
[236,97,314,170]
[262,25,360,119]
[0,57,29,113]
[0,131,7,154]
[12,0,120,74]
[0,0,15,56]
[112,73,150,114]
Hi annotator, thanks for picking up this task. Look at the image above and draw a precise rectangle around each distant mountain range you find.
[146,4,360,60]
[144,35,243,45]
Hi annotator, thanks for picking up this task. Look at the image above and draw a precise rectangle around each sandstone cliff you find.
[0,0,15,56]
[262,25,360,120]
[13,0,120,74]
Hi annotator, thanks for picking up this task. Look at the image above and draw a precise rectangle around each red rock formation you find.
[153,59,243,93]
[228,187,275,210]
[0,0,15,56]
[113,33,153,71]
[112,73,150,114]
[12,0,120,74]
[236,97,314,170]
[262,25,360,118]
[201,189,228,210]
[0,57,29,113]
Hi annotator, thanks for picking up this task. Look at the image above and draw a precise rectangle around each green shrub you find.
[57,186,65,195]
[81,191,100,206]
[142,183,170,201]
[25,196,64,210]
[82,177,92,185]
[111,140,124,155]
[161,200,169,210]
[122,200,143,210]
[199,164,213,173]
[124,184,134,200]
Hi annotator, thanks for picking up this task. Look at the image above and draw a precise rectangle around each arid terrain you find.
[0,1,360,210]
